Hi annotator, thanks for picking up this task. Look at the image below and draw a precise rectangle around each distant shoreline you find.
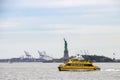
[0,54,120,63]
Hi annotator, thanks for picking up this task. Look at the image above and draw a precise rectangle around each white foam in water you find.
[103,69,120,71]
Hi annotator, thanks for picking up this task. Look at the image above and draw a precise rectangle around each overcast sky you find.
[0,0,120,59]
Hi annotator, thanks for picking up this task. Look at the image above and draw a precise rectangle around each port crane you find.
[24,51,32,58]
[38,50,53,61]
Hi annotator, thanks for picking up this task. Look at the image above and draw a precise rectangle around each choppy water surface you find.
[0,62,120,80]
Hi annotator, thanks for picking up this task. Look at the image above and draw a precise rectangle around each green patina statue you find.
[64,38,68,51]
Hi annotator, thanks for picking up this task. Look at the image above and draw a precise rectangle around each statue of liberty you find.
[63,38,69,60]
[64,38,68,51]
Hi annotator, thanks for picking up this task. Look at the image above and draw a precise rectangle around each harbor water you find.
[0,63,120,80]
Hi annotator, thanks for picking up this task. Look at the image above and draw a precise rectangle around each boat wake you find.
[101,69,120,72]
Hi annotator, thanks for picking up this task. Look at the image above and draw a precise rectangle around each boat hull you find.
[58,66,100,71]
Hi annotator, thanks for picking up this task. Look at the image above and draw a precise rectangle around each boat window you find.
[74,64,78,66]
[78,64,84,66]
[84,64,93,66]
[71,64,81,66]
[71,64,74,66]
[66,64,93,66]
[66,64,71,66]
[71,64,77,66]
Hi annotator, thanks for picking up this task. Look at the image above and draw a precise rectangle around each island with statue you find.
[52,38,117,62]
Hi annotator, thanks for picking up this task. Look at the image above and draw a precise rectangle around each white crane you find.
[24,51,32,58]
[38,50,53,61]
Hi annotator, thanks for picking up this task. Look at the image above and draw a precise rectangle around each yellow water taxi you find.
[58,58,100,71]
